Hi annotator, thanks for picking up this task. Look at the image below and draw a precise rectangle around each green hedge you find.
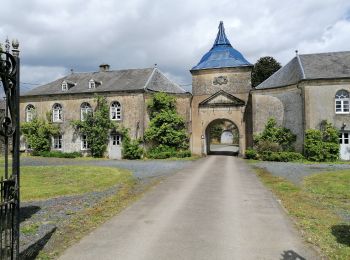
[245,148,258,159]
[32,151,82,158]
[260,151,304,162]
[147,145,191,159]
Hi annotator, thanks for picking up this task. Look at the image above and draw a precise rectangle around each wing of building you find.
[20,66,191,159]
[252,51,350,159]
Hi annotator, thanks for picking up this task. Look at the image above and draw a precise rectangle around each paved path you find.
[59,156,319,260]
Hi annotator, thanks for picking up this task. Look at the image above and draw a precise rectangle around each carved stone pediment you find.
[199,90,245,107]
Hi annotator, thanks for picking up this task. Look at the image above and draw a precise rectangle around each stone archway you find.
[205,119,239,155]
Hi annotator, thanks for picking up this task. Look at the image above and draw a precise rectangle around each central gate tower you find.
[190,21,253,156]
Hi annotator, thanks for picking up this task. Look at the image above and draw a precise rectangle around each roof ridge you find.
[143,67,157,90]
[296,54,306,79]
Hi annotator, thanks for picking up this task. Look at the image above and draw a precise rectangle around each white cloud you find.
[0,0,349,88]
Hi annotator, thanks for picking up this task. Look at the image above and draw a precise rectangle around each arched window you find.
[25,104,36,122]
[110,101,121,120]
[52,103,63,122]
[80,102,93,121]
[335,90,350,114]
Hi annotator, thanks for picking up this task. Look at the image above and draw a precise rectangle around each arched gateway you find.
[190,21,253,156]
[205,119,240,155]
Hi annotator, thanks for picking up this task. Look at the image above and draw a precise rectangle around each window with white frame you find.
[81,134,89,150]
[89,79,96,89]
[111,134,121,145]
[339,132,349,144]
[335,90,350,114]
[61,81,68,91]
[53,135,63,150]
[110,101,122,120]
[25,104,36,122]
[52,103,63,122]
[80,102,93,121]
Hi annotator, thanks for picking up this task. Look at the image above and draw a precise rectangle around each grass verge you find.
[0,166,131,201]
[22,166,132,201]
[35,176,161,259]
[253,167,350,259]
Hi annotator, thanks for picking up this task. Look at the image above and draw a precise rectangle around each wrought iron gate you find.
[0,39,20,259]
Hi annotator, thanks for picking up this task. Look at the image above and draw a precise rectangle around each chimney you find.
[99,64,110,72]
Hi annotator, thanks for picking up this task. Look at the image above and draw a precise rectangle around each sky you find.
[1,0,350,93]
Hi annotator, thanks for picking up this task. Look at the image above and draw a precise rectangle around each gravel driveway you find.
[251,161,350,185]
[19,157,194,259]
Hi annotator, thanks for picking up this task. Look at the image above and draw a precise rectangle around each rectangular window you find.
[336,99,350,114]
[111,135,121,145]
[53,135,62,150]
[81,135,89,150]
[53,110,62,122]
[339,133,343,144]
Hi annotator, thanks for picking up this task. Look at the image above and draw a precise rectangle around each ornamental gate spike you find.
[0,39,20,259]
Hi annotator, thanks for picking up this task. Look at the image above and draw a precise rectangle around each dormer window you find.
[89,79,95,89]
[62,81,68,91]
[89,79,101,89]
[61,80,76,91]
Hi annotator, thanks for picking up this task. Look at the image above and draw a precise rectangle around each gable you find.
[199,90,245,107]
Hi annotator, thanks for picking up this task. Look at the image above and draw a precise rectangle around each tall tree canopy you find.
[251,56,281,87]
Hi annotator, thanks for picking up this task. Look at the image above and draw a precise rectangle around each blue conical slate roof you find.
[191,21,252,70]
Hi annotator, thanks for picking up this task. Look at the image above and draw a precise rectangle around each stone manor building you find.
[20,22,350,160]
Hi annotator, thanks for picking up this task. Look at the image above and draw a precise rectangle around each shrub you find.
[175,150,191,158]
[255,140,281,153]
[304,121,339,162]
[254,118,296,152]
[21,117,60,153]
[260,151,303,162]
[122,139,144,160]
[146,145,191,159]
[147,145,176,159]
[32,151,82,158]
[245,148,258,159]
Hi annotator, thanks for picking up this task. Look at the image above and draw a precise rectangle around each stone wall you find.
[251,85,304,151]
[191,67,252,96]
[303,79,350,131]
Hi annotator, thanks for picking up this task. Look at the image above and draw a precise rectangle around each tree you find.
[71,95,115,157]
[145,92,189,150]
[251,56,281,87]
[21,117,60,152]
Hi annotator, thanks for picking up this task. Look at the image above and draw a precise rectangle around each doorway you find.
[109,134,122,159]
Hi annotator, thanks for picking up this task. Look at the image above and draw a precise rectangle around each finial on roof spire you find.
[295,50,299,56]
[212,21,231,47]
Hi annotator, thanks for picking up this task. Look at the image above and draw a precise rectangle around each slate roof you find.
[22,67,187,96]
[191,21,252,71]
[256,51,350,90]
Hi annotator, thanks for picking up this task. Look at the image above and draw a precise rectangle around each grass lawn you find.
[1,166,133,201]
[253,167,350,259]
